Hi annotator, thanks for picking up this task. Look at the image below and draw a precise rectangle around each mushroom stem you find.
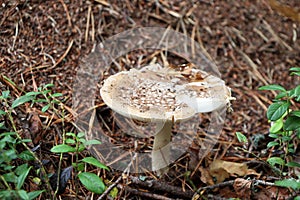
[152,121,172,175]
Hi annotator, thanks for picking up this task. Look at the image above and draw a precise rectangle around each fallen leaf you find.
[50,166,73,195]
[254,186,291,200]
[199,166,214,185]
[209,159,249,183]
[28,109,43,144]
[233,178,252,199]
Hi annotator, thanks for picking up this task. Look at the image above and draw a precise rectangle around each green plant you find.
[0,90,45,200]
[258,67,300,191]
[11,83,63,112]
[50,132,108,195]
[235,67,300,195]
[0,79,69,199]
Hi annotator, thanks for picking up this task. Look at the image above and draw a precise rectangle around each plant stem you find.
[4,100,53,196]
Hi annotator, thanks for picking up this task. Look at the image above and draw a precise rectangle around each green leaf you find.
[65,138,76,144]
[286,161,300,168]
[17,190,29,200]
[81,157,109,170]
[3,172,17,183]
[51,99,60,104]
[83,139,102,146]
[77,132,85,138]
[12,95,34,108]
[259,84,286,92]
[66,132,76,137]
[291,110,300,117]
[2,75,16,87]
[275,179,300,190]
[109,187,119,198]
[34,99,48,103]
[267,157,285,166]
[25,91,41,96]
[72,162,85,171]
[43,83,54,89]
[0,110,6,116]
[289,67,300,72]
[28,190,45,200]
[41,104,50,112]
[2,90,10,99]
[0,190,16,199]
[235,132,248,143]
[50,144,76,153]
[18,150,35,161]
[20,139,32,143]
[290,71,300,76]
[16,164,29,176]
[52,93,63,97]
[269,119,283,133]
[267,101,290,121]
[17,166,31,189]
[267,141,279,148]
[78,172,105,194]
[288,85,300,98]
[268,133,279,138]
[284,116,300,131]
[78,143,85,152]
[275,91,287,100]
[79,138,86,143]
[0,121,5,129]
[41,89,51,95]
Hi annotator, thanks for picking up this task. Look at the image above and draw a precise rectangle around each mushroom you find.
[100,63,234,175]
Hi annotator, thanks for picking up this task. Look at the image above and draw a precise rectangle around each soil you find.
[0,0,299,199]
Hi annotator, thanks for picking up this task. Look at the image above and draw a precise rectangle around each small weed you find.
[0,90,45,200]
[50,132,108,195]
[236,67,300,193]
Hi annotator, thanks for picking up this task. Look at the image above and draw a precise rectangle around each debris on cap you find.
[100,63,234,122]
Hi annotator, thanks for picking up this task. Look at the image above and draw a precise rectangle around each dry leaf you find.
[28,109,43,144]
[199,166,214,185]
[267,0,300,22]
[233,178,252,200]
[254,186,291,200]
[209,159,249,183]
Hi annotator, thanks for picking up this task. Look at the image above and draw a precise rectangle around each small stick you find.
[192,179,276,199]
[97,176,122,200]
[118,185,178,200]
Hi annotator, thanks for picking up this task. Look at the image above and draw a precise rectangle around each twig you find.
[128,175,194,199]
[262,20,293,51]
[97,154,137,200]
[225,28,271,87]
[193,180,235,196]
[118,185,178,200]
[192,179,276,199]
[40,40,74,71]
[85,5,91,43]
[58,0,72,28]
[97,176,122,200]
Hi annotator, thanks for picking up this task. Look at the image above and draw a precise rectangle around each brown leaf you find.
[233,178,251,200]
[28,109,43,144]
[209,159,249,183]
[199,166,214,185]
[267,0,300,22]
[254,186,291,200]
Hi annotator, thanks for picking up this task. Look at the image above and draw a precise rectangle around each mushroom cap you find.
[100,63,231,122]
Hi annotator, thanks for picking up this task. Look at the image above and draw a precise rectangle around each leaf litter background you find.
[0,0,300,199]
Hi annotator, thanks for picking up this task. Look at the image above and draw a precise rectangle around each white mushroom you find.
[100,63,234,175]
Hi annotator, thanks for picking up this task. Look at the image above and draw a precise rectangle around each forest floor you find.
[0,0,299,199]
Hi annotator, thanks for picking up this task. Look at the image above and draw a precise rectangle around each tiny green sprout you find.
[236,132,248,143]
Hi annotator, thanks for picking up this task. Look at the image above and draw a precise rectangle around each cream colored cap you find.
[100,63,231,122]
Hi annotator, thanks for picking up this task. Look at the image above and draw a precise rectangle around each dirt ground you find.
[0,0,300,199]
